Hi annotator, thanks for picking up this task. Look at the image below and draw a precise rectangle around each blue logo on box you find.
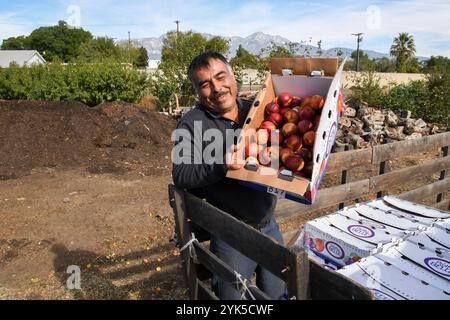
[347,225,375,238]
[371,289,397,300]
[326,241,345,259]
[424,258,450,277]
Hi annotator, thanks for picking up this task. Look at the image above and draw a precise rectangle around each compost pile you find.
[0,100,176,179]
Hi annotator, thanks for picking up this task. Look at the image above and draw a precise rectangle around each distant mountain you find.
[124,31,428,62]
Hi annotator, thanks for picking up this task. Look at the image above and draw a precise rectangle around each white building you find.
[0,50,46,68]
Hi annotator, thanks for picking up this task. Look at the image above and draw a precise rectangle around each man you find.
[172,51,286,300]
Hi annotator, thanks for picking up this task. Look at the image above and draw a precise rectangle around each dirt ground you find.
[0,100,186,300]
[0,100,447,300]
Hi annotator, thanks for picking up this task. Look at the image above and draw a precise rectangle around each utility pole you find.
[128,31,131,65]
[174,20,180,35]
[351,33,363,72]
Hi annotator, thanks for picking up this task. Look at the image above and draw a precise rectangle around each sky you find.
[1,0,450,57]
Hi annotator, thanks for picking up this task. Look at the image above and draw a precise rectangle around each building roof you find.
[0,50,46,68]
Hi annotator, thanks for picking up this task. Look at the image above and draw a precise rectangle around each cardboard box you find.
[338,255,449,300]
[336,260,406,300]
[296,216,383,268]
[341,204,428,231]
[367,199,439,226]
[227,58,344,204]
[296,197,449,268]
[382,196,450,219]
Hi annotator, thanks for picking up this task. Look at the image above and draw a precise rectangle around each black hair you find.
[188,51,231,83]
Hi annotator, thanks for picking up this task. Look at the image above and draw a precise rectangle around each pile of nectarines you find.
[245,92,325,179]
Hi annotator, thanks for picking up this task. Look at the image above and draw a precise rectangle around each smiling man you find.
[172,51,286,300]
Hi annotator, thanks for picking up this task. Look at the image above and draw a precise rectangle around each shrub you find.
[349,70,386,107]
[0,63,149,107]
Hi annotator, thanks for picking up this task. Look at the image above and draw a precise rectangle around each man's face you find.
[191,58,238,114]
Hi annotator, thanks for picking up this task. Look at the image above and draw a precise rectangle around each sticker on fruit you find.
[226,57,346,205]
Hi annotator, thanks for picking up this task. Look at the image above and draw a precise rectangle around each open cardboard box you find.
[227,58,344,204]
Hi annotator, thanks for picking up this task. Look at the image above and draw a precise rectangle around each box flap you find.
[394,240,450,280]
[368,199,437,226]
[324,214,399,245]
[309,60,345,199]
[383,196,450,219]
[338,207,412,236]
[375,246,449,291]
[356,256,449,300]
[351,205,425,231]
[337,262,406,300]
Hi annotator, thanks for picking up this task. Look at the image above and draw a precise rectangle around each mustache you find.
[212,91,228,100]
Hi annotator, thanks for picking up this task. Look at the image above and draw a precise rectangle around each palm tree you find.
[390,32,416,72]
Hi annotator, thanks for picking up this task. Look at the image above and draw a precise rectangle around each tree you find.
[344,50,375,72]
[27,21,93,62]
[373,57,396,73]
[78,37,121,62]
[424,56,450,73]
[148,31,229,110]
[1,36,30,50]
[230,45,259,69]
[390,32,416,73]
[135,46,149,68]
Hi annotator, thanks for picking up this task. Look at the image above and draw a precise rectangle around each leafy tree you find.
[27,20,93,62]
[423,56,450,73]
[148,31,229,110]
[373,57,396,73]
[344,50,375,71]
[135,46,149,68]
[1,36,30,50]
[390,32,416,72]
[78,37,121,62]
[230,45,259,69]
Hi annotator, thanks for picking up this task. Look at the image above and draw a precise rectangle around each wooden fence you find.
[169,130,450,300]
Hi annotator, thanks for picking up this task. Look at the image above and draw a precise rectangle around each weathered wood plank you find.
[327,148,373,174]
[168,185,199,299]
[370,156,450,193]
[276,179,370,221]
[286,245,309,300]
[183,192,297,281]
[398,178,450,202]
[372,131,450,163]
[193,241,270,300]
[433,199,450,212]
[309,260,374,300]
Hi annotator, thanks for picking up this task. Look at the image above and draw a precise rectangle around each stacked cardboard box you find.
[294,196,450,299]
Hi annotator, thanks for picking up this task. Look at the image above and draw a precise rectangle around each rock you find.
[404,119,416,135]
[384,111,399,126]
[63,198,70,203]
[396,110,412,119]
[344,107,357,118]
[414,119,427,128]
[384,127,400,140]
[430,125,440,134]
[339,117,352,128]
[405,133,423,140]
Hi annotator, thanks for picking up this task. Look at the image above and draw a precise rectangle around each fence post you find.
[436,127,450,203]
[376,161,386,199]
[339,145,350,209]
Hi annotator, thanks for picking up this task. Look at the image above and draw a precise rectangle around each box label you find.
[424,258,450,277]
[266,186,286,199]
[347,225,376,238]
[325,241,345,259]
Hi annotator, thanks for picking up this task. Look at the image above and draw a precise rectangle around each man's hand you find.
[225,144,244,171]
